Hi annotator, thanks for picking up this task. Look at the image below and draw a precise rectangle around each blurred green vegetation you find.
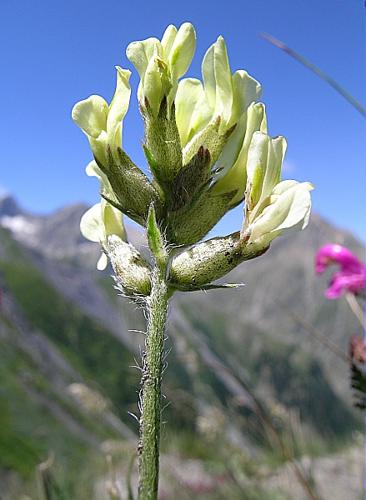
[0,225,362,498]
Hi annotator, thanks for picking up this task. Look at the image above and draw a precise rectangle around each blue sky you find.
[0,0,365,241]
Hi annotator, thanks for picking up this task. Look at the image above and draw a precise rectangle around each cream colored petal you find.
[97,252,108,271]
[213,36,233,127]
[249,181,313,241]
[161,24,177,58]
[80,203,104,243]
[144,56,163,116]
[102,200,126,241]
[72,95,108,138]
[144,38,163,60]
[213,103,267,201]
[260,135,287,201]
[106,66,131,147]
[89,132,108,166]
[202,43,216,109]
[213,113,248,182]
[246,132,270,208]
[229,70,261,127]
[85,161,118,203]
[175,78,205,146]
[85,160,104,180]
[169,22,196,79]
[126,38,160,78]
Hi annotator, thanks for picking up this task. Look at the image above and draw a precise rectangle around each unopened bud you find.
[106,236,151,296]
[169,232,268,289]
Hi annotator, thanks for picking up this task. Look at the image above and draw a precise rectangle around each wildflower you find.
[126,22,196,117]
[72,22,314,499]
[175,35,262,166]
[241,132,313,245]
[72,67,131,165]
[315,243,364,274]
[315,244,365,299]
[80,199,126,270]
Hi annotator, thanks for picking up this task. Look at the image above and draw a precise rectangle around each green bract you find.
[72,22,313,290]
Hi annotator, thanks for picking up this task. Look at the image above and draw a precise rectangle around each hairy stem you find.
[138,265,169,500]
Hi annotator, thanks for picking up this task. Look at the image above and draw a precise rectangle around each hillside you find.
[0,194,364,499]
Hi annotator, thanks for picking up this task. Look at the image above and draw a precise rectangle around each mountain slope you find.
[0,195,364,498]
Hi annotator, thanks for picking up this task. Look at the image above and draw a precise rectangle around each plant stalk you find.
[138,265,169,500]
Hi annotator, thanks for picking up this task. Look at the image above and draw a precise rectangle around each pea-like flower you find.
[315,244,365,299]
[175,35,261,165]
[242,132,313,245]
[72,66,131,165]
[80,199,126,270]
[126,22,196,117]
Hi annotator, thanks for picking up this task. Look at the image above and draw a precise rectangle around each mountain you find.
[0,195,364,499]
[0,194,146,266]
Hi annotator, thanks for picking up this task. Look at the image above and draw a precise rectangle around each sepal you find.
[166,189,236,245]
[96,147,162,226]
[169,146,211,210]
[143,98,183,184]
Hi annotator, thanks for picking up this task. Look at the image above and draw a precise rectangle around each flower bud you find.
[175,78,209,148]
[106,235,151,297]
[169,232,268,289]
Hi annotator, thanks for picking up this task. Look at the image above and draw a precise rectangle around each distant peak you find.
[0,194,23,217]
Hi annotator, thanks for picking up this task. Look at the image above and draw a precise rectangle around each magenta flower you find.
[349,336,366,364]
[315,244,365,299]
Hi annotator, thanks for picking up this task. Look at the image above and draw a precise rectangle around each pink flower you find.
[315,244,363,274]
[349,336,366,364]
[315,244,365,299]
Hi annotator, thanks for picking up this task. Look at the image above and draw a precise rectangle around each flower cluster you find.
[72,23,313,295]
[315,244,365,299]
